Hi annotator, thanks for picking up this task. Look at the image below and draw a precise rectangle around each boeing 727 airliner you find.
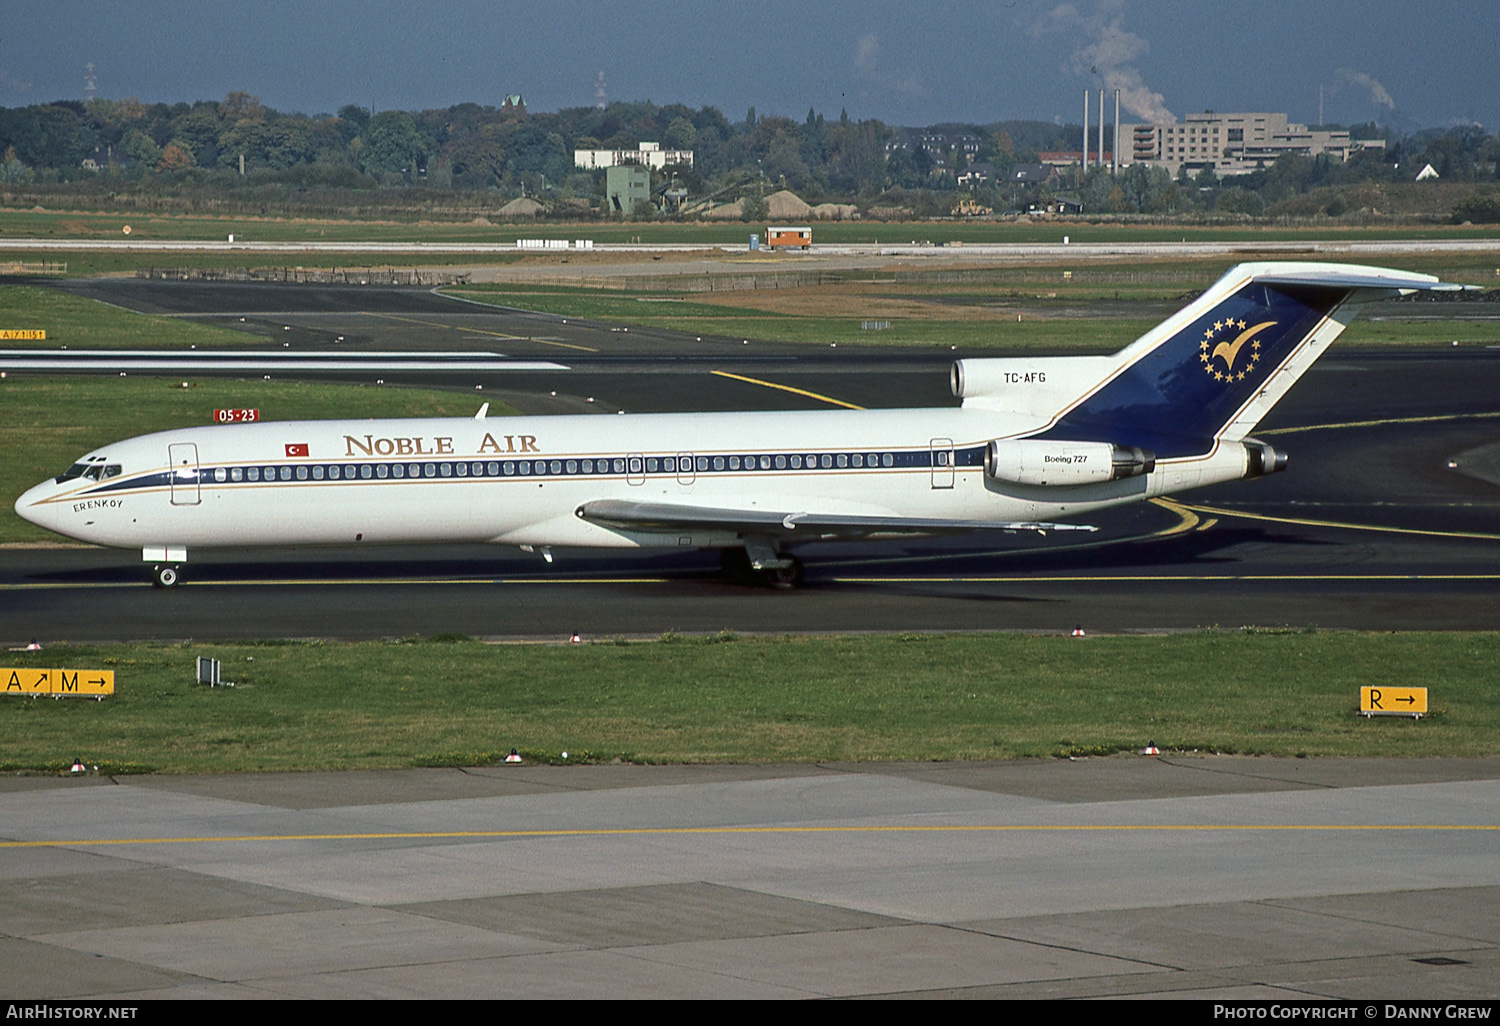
[14,262,1466,587]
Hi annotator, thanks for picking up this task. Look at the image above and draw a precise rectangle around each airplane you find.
[14,261,1467,589]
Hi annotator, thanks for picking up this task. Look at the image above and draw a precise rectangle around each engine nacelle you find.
[1242,439,1288,478]
[985,439,1156,487]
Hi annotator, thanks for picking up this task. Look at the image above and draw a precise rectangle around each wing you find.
[576,499,1096,537]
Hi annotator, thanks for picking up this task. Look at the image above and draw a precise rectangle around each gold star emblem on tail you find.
[1200,319,1273,380]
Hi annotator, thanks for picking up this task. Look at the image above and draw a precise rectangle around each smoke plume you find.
[1034,1,1175,124]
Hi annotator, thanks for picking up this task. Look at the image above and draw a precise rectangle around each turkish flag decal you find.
[285,443,310,458]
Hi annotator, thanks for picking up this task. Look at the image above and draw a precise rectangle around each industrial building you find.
[604,165,651,214]
[1119,111,1383,177]
[575,141,693,170]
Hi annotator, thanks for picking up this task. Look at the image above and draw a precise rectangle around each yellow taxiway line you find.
[3,822,1495,850]
[711,370,865,410]
[1178,502,1500,542]
[1259,410,1500,435]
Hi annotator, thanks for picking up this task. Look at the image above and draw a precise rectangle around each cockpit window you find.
[53,459,120,484]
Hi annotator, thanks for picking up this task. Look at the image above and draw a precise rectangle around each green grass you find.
[0,376,515,543]
[445,280,1499,350]
[1,250,521,276]
[0,283,262,349]
[5,207,1500,246]
[1,631,1493,773]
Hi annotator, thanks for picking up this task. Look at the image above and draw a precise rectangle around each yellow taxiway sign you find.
[3,667,115,699]
[1360,686,1427,718]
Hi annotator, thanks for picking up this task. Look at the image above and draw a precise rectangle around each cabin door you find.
[929,438,954,489]
[168,443,201,505]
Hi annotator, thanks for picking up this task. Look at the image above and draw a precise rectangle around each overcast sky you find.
[3,0,1494,131]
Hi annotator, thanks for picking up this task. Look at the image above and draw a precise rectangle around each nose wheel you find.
[151,564,181,588]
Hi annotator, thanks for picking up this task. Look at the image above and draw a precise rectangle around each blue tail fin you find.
[1035,262,1454,459]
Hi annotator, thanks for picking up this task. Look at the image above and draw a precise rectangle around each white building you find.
[1120,112,1383,177]
[574,141,693,170]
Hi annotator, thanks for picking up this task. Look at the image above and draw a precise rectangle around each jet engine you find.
[1242,439,1288,478]
[984,439,1155,487]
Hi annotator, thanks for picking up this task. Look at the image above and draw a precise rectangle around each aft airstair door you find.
[168,443,201,505]
[930,438,955,489]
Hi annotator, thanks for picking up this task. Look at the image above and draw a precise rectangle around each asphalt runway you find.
[3,278,1498,641]
[3,278,1499,1001]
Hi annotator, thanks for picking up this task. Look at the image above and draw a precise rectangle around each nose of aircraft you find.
[14,479,61,534]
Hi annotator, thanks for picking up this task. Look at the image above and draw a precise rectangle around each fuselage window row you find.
[130,448,982,493]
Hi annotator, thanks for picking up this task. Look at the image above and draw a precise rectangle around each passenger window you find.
[231,467,243,482]
[296,466,308,480]
[214,467,227,482]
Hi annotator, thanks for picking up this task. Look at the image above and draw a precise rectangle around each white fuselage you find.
[14,406,1247,556]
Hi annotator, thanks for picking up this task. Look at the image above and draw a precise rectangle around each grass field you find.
[5,207,1500,245]
[0,283,263,348]
[2,631,1493,773]
[444,260,1500,350]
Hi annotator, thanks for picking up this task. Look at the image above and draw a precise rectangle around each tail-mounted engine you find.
[1242,439,1288,478]
[984,439,1156,487]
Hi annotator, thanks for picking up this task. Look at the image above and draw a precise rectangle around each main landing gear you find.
[151,564,181,588]
[720,544,806,589]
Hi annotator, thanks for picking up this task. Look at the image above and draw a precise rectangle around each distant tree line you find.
[1,94,1496,221]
